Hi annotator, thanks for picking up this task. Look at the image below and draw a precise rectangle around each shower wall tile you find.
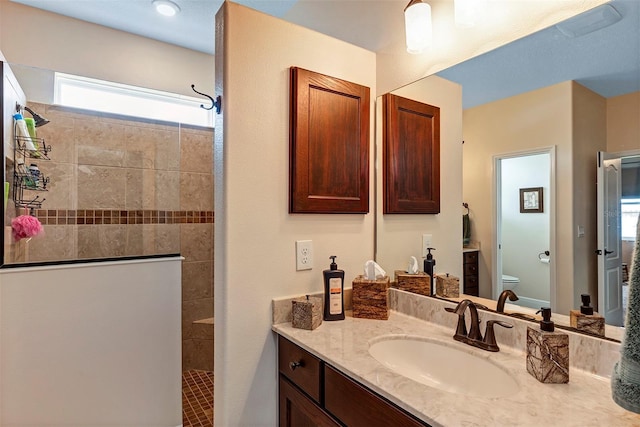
[77,225,127,258]
[183,297,214,340]
[77,165,127,209]
[125,224,144,256]
[180,131,213,173]
[125,168,158,210]
[38,126,76,165]
[183,338,214,372]
[155,170,181,211]
[37,162,75,209]
[155,132,181,171]
[75,122,126,167]
[145,224,180,255]
[26,225,77,261]
[183,261,213,301]
[180,223,213,262]
[124,126,158,169]
[180,173,214,211]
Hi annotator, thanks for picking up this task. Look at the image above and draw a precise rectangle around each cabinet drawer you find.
[324,365,429,427]
[463,251,478,264]
[464,262,478,276]
[278,336,322,403]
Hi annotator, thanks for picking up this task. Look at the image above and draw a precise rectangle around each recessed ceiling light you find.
[153,0,180,17]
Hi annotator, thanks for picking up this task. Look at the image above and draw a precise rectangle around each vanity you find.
[273,289,640,426]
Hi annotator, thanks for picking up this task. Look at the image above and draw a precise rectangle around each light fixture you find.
[455,0,487,28]
[404,0,432,54]
[555,3,622,38]
[153,0,180,17]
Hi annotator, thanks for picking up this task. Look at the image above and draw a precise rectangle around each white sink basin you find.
[369,336,519,397]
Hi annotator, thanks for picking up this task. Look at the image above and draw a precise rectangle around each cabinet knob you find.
[289,360,304,371]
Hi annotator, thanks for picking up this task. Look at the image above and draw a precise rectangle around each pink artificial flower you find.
[11,214,44,242]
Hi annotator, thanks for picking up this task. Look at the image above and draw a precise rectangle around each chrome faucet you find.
[496,289,519,312]
[446,299,513,352]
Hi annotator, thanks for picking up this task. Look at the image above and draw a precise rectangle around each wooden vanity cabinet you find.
[463,250,479,296]
[278,335,430,427]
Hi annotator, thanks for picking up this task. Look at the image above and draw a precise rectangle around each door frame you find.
[492,146,557,311]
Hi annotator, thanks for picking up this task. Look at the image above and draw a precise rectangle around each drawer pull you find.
[289,360,305,371]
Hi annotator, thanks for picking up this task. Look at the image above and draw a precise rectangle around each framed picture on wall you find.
[520,187,543,213]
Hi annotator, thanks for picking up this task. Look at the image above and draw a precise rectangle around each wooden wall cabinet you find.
[383,93,440,214]
[278,335,429,427]
[289,67,370,214]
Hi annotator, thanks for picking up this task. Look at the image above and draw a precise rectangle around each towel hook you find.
[191,84,222,114]
[462,202,469,214]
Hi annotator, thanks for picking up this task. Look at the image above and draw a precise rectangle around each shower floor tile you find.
[183,369,213,427]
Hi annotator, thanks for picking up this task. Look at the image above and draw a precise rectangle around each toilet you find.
[502,274,520,290]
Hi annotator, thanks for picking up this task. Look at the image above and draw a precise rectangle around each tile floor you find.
[183,369,214,427]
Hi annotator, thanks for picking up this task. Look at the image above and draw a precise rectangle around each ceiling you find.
[9,0,640,107]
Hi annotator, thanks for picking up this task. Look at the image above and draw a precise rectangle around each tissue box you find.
[435,273,460,298]
[352,275,390,320]
[291,296,322,330]
[526,327,569,383]
[394,270,430,296]
[569,310,605,337]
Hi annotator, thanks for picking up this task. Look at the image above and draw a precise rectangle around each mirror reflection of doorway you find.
[597,151,640,326]
[494,150,553,310]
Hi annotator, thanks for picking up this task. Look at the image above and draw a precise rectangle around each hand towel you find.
[612,216,640,413]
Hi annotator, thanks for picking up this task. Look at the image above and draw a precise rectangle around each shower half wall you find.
[4,101,214,371]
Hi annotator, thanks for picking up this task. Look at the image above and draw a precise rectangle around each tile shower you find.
[6,102,214,372]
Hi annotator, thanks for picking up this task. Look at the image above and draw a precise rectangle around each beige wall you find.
[462,82,608,314]
[463,82,573,312]
[376,75,463,281]
[0,1,214,97]
[215,3,376,425]
[571,83,607,307]
[375,0,608,95]
[607,91,640,152]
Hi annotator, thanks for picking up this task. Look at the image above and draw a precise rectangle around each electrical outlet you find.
[296,240,313,271]
[422,234,432,258]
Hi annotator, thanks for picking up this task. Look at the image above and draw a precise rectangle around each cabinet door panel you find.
[279,376,340,427]
[383,93,440,214]
[324,365,429,427]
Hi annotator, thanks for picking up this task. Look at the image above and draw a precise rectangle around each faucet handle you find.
[482,320,513,352]
[445,306,468,342]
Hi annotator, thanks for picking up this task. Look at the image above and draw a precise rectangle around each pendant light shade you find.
[404,0,432,54]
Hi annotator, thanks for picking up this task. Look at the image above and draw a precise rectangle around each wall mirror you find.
[376,0,640,342]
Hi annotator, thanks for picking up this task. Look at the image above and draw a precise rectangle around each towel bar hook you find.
[191,84,222,114]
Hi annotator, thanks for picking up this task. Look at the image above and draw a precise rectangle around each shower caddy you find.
[12,132,51,213]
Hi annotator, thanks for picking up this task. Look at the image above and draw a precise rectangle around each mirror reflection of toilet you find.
[502,274,520,290]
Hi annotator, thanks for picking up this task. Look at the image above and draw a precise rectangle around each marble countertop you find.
[273,311,640,427]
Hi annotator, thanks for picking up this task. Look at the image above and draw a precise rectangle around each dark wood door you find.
[289,67,370,213]
[279,376,340,427]
[383,93,440,214]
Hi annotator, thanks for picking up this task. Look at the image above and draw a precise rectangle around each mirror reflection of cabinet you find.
[382,93,440,214]
[463,250,479,296]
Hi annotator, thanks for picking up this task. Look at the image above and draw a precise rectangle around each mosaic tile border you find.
[33,209,214,225]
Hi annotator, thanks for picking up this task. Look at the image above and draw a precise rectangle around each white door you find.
[597,152,623,326]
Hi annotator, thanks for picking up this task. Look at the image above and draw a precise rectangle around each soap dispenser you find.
[323,256,345,321]
[423,248,436,296]
[570,294,605,336]
[526,307,569,384]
